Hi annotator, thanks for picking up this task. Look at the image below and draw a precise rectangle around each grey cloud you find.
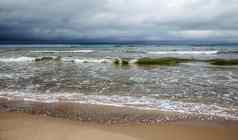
[0,0,238,41]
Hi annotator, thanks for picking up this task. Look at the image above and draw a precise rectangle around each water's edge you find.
[1,98,237,125]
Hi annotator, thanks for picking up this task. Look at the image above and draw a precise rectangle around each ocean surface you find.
[0,44,238,119]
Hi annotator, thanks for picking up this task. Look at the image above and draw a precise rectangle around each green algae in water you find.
[135,57,191,66]
[208,59,238,66]
[113,59,120,65]
[121,59,129,65]
[35,56,62,62]
[113,58,129,66]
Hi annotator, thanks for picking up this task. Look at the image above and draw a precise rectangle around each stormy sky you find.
[0,0,238,42]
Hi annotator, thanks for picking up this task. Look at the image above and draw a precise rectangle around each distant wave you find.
[217,51,238,54]
[31,50,94,53]
[147,50,218,55]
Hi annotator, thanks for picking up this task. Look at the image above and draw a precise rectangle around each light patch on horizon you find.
[171,30,238,40]
[0,0,238,41]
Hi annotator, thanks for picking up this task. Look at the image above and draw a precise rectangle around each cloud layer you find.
[0,0,238,41]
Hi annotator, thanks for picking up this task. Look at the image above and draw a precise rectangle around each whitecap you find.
[63,58,112,63]
[31,50,94,53]
[147,50,218,55]
[0,57,34,62]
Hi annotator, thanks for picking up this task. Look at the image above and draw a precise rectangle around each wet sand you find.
[1,99,236,124]
[0,112,238,140]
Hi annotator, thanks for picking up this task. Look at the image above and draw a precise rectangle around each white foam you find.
[0,56,113,63]
[0,73,14,79]
[0,57,34,62]
[147,50,218,55]
[63,58,112,63]
[0,91,237,120]
[129,59,138,64]
[31,50,94,53]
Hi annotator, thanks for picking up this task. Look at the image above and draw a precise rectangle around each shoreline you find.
[1,98,238,125]
[1,112,238,140]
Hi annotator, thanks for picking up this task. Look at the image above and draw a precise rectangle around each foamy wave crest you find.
[63,58,112,63]
[1,92,237,120]
[148,50,218,55]
[0,56,115,64]
[31,50,94,53]
[0,57,34,62]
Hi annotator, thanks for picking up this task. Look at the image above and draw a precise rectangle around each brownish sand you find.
[0,112,238,140]
[0,99,235,124]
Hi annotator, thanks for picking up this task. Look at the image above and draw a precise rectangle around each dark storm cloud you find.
[0,0,238,41]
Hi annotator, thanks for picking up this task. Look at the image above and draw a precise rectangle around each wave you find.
[1,56,238,66]
[0,56,112,63]
[147,50,218,55]
[31,50,94,53]
[217,51,238,54]
[0,92,237,120]
[0,56,140,64]
[0,57,34,62]
[63,58,112,63]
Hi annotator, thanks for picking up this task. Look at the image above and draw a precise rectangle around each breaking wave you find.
[0,57,34,62]
[0,57,127,64]
[0,56,112,63]
[63,58,112,63]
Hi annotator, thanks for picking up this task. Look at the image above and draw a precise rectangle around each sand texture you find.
[0,112,238,140]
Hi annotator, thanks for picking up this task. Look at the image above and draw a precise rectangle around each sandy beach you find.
[0,112,238,140]
[1,98,238,140]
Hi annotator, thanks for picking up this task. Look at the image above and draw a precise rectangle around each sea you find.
[0,44,238,120]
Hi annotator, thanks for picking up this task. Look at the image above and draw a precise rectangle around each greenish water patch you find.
[208,59,238,66]
[134,58,238,66]
[125,48,137,53]
[135,57,191,66]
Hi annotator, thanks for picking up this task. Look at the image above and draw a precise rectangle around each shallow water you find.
[0,44,238,119]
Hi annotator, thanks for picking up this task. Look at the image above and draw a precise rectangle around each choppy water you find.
[0,44,238,119]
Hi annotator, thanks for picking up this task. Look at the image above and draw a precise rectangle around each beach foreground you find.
[0,112,238,140]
